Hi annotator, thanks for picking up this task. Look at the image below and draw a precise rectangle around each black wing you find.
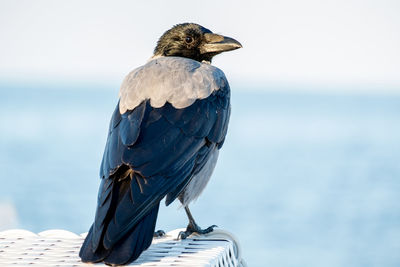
[80,84,230,264]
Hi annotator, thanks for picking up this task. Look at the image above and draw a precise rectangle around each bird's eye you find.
[185,36,193,44]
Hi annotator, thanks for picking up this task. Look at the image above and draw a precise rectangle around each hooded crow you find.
[79,23,242,265]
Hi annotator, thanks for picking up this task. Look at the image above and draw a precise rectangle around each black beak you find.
[200,33,242,54]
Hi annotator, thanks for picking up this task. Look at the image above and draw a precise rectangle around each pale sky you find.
[0,0,399,91]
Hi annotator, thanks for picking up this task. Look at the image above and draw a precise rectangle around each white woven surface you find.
[0,228,245,267]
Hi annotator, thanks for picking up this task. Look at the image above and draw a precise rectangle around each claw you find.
[178,230,190,240]
[153,230,166,237]
[178,206,218,240]
[178,224,218,240]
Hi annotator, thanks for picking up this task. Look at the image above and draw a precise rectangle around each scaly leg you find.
[178,206,217,239]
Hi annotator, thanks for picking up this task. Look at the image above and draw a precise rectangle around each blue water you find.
[1,82,399,267]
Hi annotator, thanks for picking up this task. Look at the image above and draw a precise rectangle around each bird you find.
[79,23,242,265]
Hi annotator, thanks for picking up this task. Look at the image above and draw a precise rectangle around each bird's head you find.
[153,23,242,63]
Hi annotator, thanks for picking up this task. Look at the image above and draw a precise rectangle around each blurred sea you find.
[0,82,399,267]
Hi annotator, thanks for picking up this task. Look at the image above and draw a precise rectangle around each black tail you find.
[79,203,160,265]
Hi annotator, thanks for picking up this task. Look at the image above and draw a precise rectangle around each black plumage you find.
[79,23,241,265]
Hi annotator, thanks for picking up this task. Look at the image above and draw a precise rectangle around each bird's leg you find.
[178,206,217,239]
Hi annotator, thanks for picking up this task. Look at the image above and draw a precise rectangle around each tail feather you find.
[79,225,108,263]
[79,203,160,265]
[104,203,159,265]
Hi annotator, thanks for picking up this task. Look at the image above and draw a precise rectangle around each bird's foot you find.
[178,222,217,239]
[153,230,166,237]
